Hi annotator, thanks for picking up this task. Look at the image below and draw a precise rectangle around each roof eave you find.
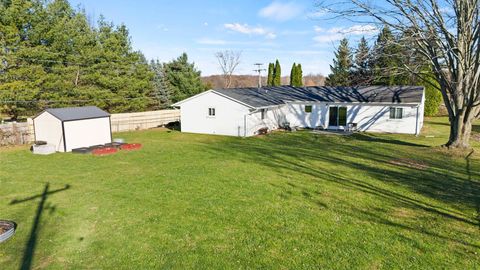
[172,89,256,109]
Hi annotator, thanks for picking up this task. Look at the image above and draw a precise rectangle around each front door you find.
[328,106,347,129]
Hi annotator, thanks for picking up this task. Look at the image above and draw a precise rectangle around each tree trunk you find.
[446,111,475,148]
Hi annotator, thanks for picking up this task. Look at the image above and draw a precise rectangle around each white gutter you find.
[286,101,421,106]
[415,105,420,136]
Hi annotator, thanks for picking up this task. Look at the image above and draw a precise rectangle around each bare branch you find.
[316,0,480,147]
[215,50,242,88]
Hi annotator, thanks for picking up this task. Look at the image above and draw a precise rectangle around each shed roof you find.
[41,106,110,121]
[213,85,424,108]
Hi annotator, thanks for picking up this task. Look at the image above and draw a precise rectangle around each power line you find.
[2,56,149,67]
[253,63,266,88]
[0,96,157,104]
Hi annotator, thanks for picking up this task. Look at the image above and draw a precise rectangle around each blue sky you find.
[69,0,379,76]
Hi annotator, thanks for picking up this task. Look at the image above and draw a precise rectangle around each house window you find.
[389,107,403,119]
[208,108,215,117]
[305,105,312,113]
[261,109,267,120]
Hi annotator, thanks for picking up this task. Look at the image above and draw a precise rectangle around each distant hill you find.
[202,74,325,89]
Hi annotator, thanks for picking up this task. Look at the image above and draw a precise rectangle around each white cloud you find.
[203,22,209,26]
[314,26,324,33]
[313,33,344,43]
[266,32,277,39]
[224,23,276,39]
[314,24,378,43]
[258,1,304,21]
[307,9,328,19]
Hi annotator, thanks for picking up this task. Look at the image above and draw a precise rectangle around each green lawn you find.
[0,117,479,269]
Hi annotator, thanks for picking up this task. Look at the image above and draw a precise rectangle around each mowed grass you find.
[0,117,479,269]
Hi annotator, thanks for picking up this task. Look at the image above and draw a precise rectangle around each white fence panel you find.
[110,109,180,132]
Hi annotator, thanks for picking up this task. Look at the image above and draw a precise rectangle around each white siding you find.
[63,117,111,151]
[417,91,425,134]
[176,90,425,137]
[246,104,328,135]
[345,104,420,134]
[248,103,422,135]
[33,112,64,151]
[178,91,251,136]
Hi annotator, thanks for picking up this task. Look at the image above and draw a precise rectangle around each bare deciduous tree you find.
[318,0,480,148]
[215,50,242,88]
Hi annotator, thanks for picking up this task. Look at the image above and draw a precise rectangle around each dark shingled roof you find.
[43,106,110,121]
[214,85,424,108]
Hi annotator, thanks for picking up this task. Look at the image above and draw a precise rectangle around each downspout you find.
[244,114,247,137]
[415,105,419,136]
[61,121,67,152]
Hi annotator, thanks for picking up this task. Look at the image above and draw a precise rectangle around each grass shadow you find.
[164,121,181,131]
[351,133,429,147]
[200,131,480,248]
[10,183,70,270]
[473,123,479,133]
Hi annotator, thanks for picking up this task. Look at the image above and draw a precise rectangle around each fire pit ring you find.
[0,220,16,243]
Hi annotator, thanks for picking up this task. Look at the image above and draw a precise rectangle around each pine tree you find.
[290,63,297,86]
[326,38,352,86]
[371,26,403,86]
[150,60,172,109]
[273,59,281,86]
[267,63,274,86]
[296,64,303,86]
[351,36,372,85]
[0,0,156,119]
[163,53,205,103]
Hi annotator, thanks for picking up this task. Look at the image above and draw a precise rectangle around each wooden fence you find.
[0,119,34,146]
[0,109,180,145]
[110,109,180,132]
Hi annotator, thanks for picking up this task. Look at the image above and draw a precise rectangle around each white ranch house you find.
[173,86,425,137]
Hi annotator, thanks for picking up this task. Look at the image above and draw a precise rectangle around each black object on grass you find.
[71,147,92,154]
[0,220,16,243]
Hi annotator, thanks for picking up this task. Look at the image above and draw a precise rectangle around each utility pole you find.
[253,63,266,88]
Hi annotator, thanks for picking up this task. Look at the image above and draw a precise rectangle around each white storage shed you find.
[33,106,112,152]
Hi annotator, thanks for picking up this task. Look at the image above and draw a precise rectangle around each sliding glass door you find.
[328,106,347,129]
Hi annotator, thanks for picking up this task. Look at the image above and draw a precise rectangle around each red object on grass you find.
[92,147,118,156]
[120,143,142,150]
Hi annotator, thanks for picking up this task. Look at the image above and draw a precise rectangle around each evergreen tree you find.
[267,63,274,86]
[296,64,303,86]
[423,73,443,116]
[371,26,403,85]
[351,36,372,85]
[326,38,352,86]
[267,63,275,86]
[290,63,297,86]
[163,53,205,103]
[150,60,172,109]
[273,59,281,86]
[0,0,156,119]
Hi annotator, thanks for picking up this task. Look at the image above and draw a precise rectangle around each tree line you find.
[325,27,443,116]
[0,0,205,120]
